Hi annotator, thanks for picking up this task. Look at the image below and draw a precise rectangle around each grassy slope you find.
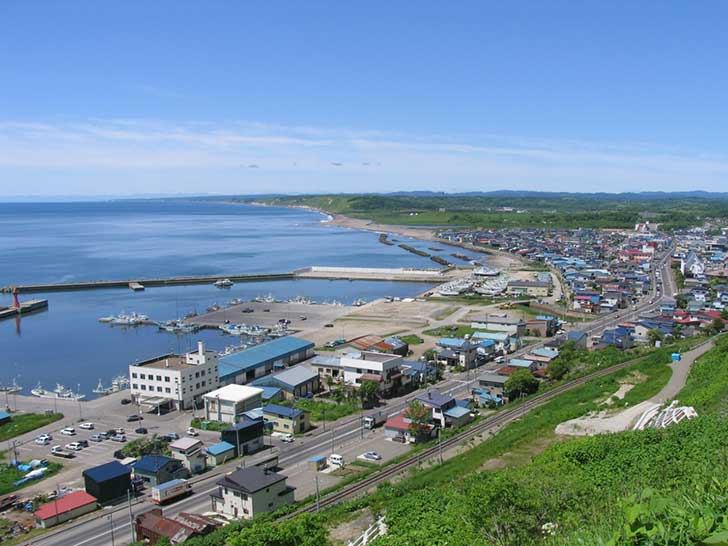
[0,413,63,442]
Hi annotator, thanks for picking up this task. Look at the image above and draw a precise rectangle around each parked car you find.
[185,427,199,437]
[120,398,132,405]
[165,432,179,441]
[65,442,83,451]
[0,495,18,511]
[77,439,89,448]
[126,415,143,422]
[362,451,382,461]
[329,453,345,467]
[89,434,104,442]
[115,428,125,435]
[35,434,52,445]
[242,307,254,313]
[324,323,334,328]
[60,427,76,436]
[79,422,95,430]
[98,431,110,440]
[111,434,127,442]
[135,427,148,434]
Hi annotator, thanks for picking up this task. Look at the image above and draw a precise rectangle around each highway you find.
[19,246,676,546]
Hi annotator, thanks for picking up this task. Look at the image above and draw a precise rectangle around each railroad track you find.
[285,334,713,518]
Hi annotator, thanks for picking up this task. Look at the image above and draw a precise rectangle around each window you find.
[157,386,163,392]
[164,376,170,382]
[201,381,206,387]
[132,384,138,389]
[195,371,200,378]
[141,385,146,391]
[156,375,162,381]
[165,387,171,393]
[140,374,146,380]
[196,383,200,389]
[131,373,137,379]
[201,370,205,377]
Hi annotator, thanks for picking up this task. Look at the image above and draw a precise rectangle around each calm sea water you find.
[0,200,485,397]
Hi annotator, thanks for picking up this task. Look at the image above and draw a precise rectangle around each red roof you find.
[384,413,410,431]
[35,491,97,521]
[496,365,519,376]
[360,373,383,382]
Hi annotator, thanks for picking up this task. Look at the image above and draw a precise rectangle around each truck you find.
[151,479,191,504]
[50,445,74,459]
[363,411,386,430]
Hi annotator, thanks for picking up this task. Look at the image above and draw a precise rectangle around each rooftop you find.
[82,460,131,483]
[206,441,235,456]
[342,351,399,363]
[35,491,97,521]
[203,384,263,403]
[415,390,454,408]
[252,365,318,389]
[216,467,287,494]
[132,354,194,371]
[263,403,304,419]
[169,437,203,451]
[133,455,174,474]
[219,337,314,377]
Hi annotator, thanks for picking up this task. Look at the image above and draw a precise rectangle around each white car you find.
[60,427,76,436]
[35,435,52,445]
[65,442,83,451]
[271,432,294,442]
[186,427,199,437]
[79,422,94,430]
[361,451,382,461]
[111,434,127,442]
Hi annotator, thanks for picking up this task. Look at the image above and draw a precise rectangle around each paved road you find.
[18,247,676,546]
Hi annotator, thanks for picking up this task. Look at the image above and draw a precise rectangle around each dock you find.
[2,267,458,294]
[0,299,49,321]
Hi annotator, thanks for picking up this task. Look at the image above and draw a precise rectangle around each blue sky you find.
[2,1,728,197]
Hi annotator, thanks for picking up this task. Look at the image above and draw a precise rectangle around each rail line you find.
[286,335,712,518]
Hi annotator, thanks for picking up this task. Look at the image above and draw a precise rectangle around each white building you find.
[210,467,294,519]
[129,342,220,412]
[169,437,206,474]
[339,351,407,395]
[203,384,263,424]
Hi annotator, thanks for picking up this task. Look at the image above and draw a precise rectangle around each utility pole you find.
[315,473,320,512]
[330,428,335,454]
[78,384,82,420]
[108,512,115,546]
[127,490,135,542]
[438,427,443,464]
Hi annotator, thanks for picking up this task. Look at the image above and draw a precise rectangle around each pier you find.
[1,267,458,294]
[0,299,48,321]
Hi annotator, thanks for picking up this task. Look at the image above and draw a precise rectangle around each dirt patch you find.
[602,384,634,406]
[328,508,375,545]
[479,434,565,471]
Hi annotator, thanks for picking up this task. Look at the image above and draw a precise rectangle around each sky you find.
[2,1,728,198]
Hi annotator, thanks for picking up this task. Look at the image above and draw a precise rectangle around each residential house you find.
[476,372,509,398]
[132,455,189,487]
[134,508,220,544]
[435,338,478,368]
[415,390,457,428]
[263,404,310,434]
[210,467,295,520]
[205,441,236,467]
[169,437,206,474]
[220,417,265,457]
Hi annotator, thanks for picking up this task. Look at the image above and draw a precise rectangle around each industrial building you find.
[82,461,132,505]
[218,337,314,386]
[251,365,320,400]
[34,491,97,528]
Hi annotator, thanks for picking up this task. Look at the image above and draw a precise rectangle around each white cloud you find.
[0,119,726,196]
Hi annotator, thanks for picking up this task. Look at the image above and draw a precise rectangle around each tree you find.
[706,317,725,335]
[504,369,539,399]
[359,380,379,408]
[647,329,664,346]
[546,359,570,381]
[721,308,728,321]
[406,400,430,436]
[227,514,329,546]
[676,294,689,309]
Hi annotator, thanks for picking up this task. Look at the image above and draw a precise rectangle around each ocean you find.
[0,200,482,396]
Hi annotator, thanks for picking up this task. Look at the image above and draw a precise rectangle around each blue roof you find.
[257,386,282,400]
[219,337,314,380]
[226,416,264,431]
[477,339,496,348]
[567,331,586,341]
[437,337,469,349]
[133,455,173,474]
[510,358,534,368]
[309,455,327,462]
[535,315,555,321]
[471,331,508,342]
[531,347,559,358]
[83,461,131,482]
[263,403,304,419]
[444,406,471,418]
[206,441,235,456]
[415,390,453,408]
[0,411,11,420]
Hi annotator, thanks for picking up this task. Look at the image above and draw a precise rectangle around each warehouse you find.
[35,491,97,528]
[218,337,315,386]
[252,366,320,400]
[82,461,132,505]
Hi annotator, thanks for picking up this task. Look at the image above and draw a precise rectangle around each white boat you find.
[214,279,234,288]
[353,298,367,307]
[158,320,197,334]
[31,382,85,401]
[101,312,148,326]
[0,379,22,394]
[474,266,500,277]
[287,295,313,305]
[92,380,113,396]
[111,376,129,391]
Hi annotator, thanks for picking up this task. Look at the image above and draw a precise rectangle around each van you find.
[329,454,345,467]
[494,356,505,364]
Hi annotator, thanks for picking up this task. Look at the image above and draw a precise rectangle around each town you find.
[1,218,726,546]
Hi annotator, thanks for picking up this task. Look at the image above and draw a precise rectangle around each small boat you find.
[207,304,221,313]
[214,279,234,288]
[286,295,313,305]
[353,298,367,307]
[92,380,113,396]
[31,382,85,400]
[158,320,198,334]
[0,378,22,394]
[101,312,148,326]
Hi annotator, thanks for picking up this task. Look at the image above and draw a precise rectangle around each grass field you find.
[0,461,63,496]
[0,413,63,442]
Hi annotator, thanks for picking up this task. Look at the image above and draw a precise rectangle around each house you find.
[263,404,310,434]
[134,508,220,544]
[348,335,409,356]
[210,467,295,519]
[169,438,206,474]
[567,330,588,348]
[220,417,265,457]
[338,351,408,396]
[34,491,97,528]
[508,358,538,372]
[129,341,220,412]
[415,390,456,428]
[82,461,132,504]
[525,347,559,369]
[400,360,437,385]
[251,366,320,400]
[526,315,558,337]
[383,412,434,443]
[476,339,497,360]
[470,316,527,336]
[436,338,478,368]
[132,455,189,487]
[218,337,315,386]
[477,372,509,398]
[600,328,634,350]
[203,384,264,424]
[506,280,551,297]
[443,405,472,428]
[470,331,519,353]
[205,441,236,467]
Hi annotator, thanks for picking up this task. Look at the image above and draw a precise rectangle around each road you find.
[19,246,676,546]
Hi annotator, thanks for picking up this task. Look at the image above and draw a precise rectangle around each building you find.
[470,316,527,336]
[470,331,520,353]
[383,412,434,443]
[251,366,320,400]
[129,342,219,412]
[415,390,457,428]
[220,417,265,456]
[134,508,220,544]
[203,384,264,424]
[339,351,407,396]
[218,337,315,386]
[348,335,409,356]
[506,280,551,297]
[34,491,97,528]
[82,461,132,504]
[263,404,310,434]
[132,455,189,487]
[435,338,478,368]
[477,372,509,398]
[205,441,236,467]
[526,315,558,337]
[210,467,295,519]
[169,437,206,474]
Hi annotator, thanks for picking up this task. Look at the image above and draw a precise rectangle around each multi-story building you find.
[203,384,263,424]
[210,467,294,519]
[129,342,219,412]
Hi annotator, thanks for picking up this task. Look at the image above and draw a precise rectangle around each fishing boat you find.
[352,298,367,307]
[0,379,22,394]
[473,266,500,277]
[100,312,148,326]
[31,382,85,400]
[286,295,313,305]
[207,304,221,313]
[111,376,130,391]
[92,380,113,396]
[158,320,198,334]
[214,278,234,288]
